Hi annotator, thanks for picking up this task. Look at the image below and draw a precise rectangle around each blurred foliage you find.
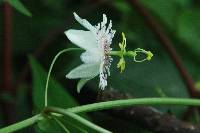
[30,56,77,109]
[177,9,200,57]
[1,0,200,132]
[7,0,32,17]
[140,0,191,30]
[30,56,97,133]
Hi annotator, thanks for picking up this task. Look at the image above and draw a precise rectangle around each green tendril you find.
[111,32,153,73]
[134,48,153,62]
[44,48,83,107]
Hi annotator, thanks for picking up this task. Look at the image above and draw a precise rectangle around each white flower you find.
[65,12,116,90]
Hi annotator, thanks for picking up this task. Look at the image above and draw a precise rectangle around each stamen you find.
[95,14,115,90]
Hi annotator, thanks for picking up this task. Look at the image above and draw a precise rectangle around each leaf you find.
[29,56,94,133]
[7,0,32,17]
[83,48,188,117]
[30,56,77,110]
[30,56,76,132]
[177,9,200,57]
[110,55,188,117]
[141,0,177,29]
[112,0,131,13]
[140,0,191,30]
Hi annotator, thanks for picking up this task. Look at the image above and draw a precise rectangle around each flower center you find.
[94,15,116,90]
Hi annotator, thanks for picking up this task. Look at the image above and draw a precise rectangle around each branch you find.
[99,90,200,133]
[126,0,200,98]
[0,114,41,133]
[1,2,14,124]
[3,2,13,91]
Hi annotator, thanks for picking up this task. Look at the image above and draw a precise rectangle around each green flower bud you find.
[117,57,126,73]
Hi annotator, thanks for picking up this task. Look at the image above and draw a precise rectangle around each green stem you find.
[109,51,121,57]
[0,114,42,133]
[124,51,136,57]
[47,107,112,133]
[2,97,200,132]
[52,116,70,133]
[44,48,83,107]
[66,98,200,113]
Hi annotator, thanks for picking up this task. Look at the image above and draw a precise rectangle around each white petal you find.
[73,12,96,32]
[66,63,100,79]
[65,29,98,52]
[80,51,101,64]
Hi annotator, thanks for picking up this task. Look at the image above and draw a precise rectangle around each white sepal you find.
[66,63,100,79]
[80,51,101,64]
[65,30,98,52]
[73,12,96,33]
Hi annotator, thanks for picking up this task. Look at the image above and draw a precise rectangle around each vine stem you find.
[1,98,200,132]
[66,98,200,113]
[47,107,111,133]
[44,48,83,107]
[0,114,42,133]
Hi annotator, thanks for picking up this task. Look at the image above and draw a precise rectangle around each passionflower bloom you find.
[65,12,116,91]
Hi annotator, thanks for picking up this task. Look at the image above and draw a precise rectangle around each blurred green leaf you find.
[87,56,188,116]
[42,0,65,12]
[30,56,77,110]
[177,9,200,57]
[30,56,77,132]
[140,0,191,30]
[110,57,188,97]
[112,0,131,13]
[37,117,56,132]
[29,56,95,133]
[141,0,177,29]
[174,0,191,7]
[35,119,65,133]
[106,53,188,116]
[7,0,32,17]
